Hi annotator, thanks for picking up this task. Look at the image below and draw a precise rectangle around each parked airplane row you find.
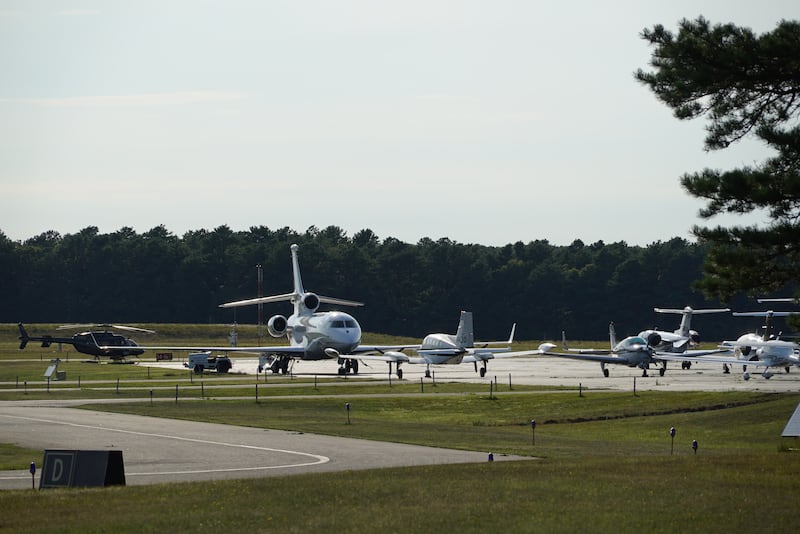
[17,244,799,381]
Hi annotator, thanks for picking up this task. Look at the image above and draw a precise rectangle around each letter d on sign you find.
[52,459,63,481]
[40,451,77,488]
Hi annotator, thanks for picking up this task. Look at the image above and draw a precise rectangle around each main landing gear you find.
[337,358,359,376]
[270,358,291,375]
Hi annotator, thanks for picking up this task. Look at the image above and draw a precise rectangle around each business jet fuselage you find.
[283,310,361,360]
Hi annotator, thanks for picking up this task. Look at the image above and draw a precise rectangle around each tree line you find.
[0,224,773,341]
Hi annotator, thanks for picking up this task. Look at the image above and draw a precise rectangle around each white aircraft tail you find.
[733,310,799,339]
[289,244,306,297]
[654,306,730,337]
[219,244,364,314]
[455,311,475,348]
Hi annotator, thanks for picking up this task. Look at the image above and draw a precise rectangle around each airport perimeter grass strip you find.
[1,451,797,532]
[2,391,798,532]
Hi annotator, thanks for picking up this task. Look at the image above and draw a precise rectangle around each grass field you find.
[1,324,799,532]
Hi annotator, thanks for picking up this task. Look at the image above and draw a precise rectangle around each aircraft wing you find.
[535,345,627,364]
[352,344,421,353]
[655,348,730,360]
[462,348,541,363]
[655,352,766,367]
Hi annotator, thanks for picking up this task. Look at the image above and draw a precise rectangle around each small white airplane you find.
[537,322,727,378]
[101,244,411,375]
[638,306,730,351]
[638,306,730,369]
[677,310,800,380]
[345,311,533,379]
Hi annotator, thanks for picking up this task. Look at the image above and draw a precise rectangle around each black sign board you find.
[40,450,126,489]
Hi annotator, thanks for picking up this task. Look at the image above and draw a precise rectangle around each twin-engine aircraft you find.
[537,322,727,377]
[342,311,534,379]
[17,323,154,362]
[97,244,411,376]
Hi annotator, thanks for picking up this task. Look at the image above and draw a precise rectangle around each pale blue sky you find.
[1,1,797,246]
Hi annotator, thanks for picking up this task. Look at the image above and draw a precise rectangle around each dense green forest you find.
[0,224,780,341]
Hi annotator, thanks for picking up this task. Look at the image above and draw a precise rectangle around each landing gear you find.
[641,369,649,377]
[722,364,730,374]
[337,358,360,376]
[659,367,666,377]
[388,362,403,380]
[601,364,609,378]
[269,358,291,375]
[681,361,692,370]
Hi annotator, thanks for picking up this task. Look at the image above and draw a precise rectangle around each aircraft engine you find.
[689,330,700,346]
[302,292,320,312]
[645,332,662,347]
[267,315,288,337]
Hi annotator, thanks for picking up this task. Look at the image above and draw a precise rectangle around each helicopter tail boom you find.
[17,323,29,349]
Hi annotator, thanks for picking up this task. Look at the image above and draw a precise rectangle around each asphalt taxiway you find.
[146,354,800,393]
[0,405,524,490]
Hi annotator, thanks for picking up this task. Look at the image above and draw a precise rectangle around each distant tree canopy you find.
[636,17,800,314]
[0,225,770,341]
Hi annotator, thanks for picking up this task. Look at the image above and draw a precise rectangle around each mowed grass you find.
[83,391,797,457]
[1,455,797,533]
[1,392,798,532]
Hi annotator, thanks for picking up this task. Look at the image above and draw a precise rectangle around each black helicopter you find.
[17,323,154,361]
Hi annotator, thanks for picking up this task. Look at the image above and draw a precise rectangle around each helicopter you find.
[17,323,155,362]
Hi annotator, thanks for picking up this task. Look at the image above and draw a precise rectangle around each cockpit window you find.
[622,337,648,348]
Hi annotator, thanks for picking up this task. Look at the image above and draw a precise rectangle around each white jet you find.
[638,306,730,369]
[101,244,412,376]
[343,311,534,379]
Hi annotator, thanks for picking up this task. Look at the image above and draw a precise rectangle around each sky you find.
[1,1,797,247]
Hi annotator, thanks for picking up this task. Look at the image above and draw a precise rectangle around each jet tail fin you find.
[289,243,305,296]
